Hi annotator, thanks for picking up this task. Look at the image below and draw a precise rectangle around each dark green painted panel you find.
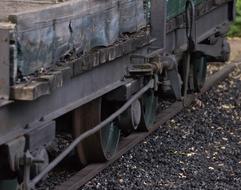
[167,0,205,19]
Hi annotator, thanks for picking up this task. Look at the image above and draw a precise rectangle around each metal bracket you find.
[26,121,56,152]
[21,151,44,190]
[161,55,182,100]
[196,37,230,62]
[6,136,26,172]
[104,80,142,102]
[129,48,165,75]
[129,51,182,100]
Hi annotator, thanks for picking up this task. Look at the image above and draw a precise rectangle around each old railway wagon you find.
[0,0,235,189]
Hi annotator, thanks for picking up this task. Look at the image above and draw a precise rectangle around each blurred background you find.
[229,0,241,37]
[228,0,241,61]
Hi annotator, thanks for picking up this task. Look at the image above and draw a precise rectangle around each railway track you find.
[50,61,241,190]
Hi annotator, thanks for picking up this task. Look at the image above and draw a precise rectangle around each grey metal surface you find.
[0,26,10,100]
[26,121,55,152]
[105,80,142,102]
[6,136,25,171]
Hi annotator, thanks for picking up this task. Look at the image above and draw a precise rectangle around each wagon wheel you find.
[119,99,142,136]
[139,89,157,131]
[73,98,120,164]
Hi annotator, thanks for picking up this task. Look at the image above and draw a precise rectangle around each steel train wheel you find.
[119,100,142,136]
[139,89,157,131]
[73,98,120,164]
[99,122,120,160]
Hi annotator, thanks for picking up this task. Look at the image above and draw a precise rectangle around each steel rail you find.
[30,80,154,189]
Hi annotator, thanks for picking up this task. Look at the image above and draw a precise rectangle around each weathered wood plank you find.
[4,0,146,76]
[8,0,117,31]
[11,81,50,100]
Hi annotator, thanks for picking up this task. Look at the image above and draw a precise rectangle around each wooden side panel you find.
[8,0,146,76]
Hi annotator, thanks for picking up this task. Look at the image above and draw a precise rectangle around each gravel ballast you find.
[82,65,241,190]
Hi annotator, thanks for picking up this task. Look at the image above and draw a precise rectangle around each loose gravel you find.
[81,66,241,190]
[37,133,77,190]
